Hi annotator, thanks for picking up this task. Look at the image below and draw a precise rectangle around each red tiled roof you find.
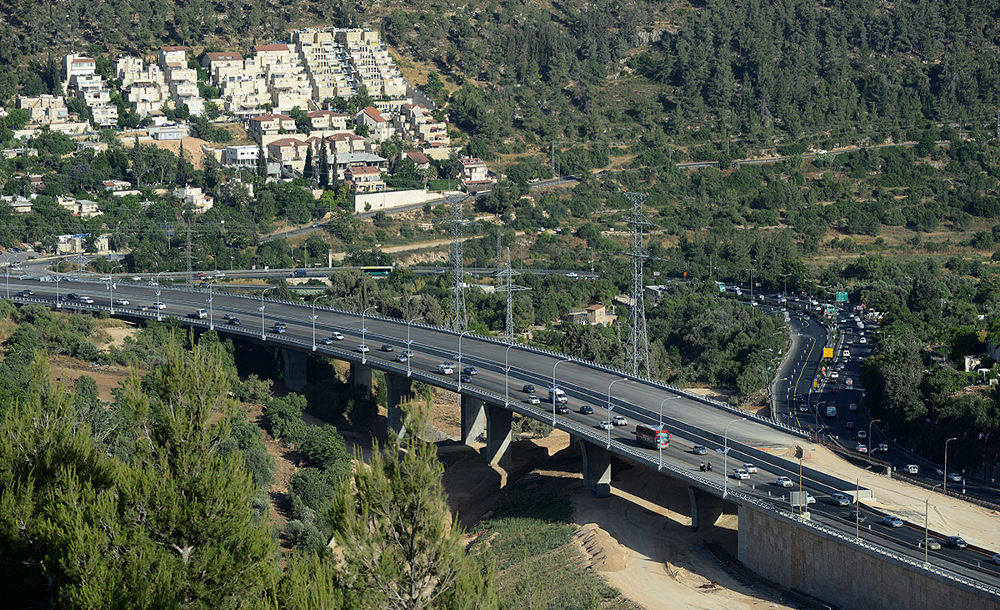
[249,113,294,122]
[361,106,387,123]
[306,110,347,118]
[71,57,95,64]
[160,46,187,52]
[255,44,290,52]
[205,52,243,62]
[348,166,381,176]
[405,151,431,165]
[267,137,306,147]
[327,133,363,141]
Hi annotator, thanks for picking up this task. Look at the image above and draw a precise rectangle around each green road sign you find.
[836,291,848,302]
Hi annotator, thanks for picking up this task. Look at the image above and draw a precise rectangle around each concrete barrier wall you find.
[353,189,447,213]
[738,505,1000,610]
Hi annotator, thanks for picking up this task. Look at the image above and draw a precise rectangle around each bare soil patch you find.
[48,355,132,401]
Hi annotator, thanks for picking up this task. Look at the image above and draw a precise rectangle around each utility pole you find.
[495,248,530,344]
[623,191,653,378]
[186,216,193,284]
[447,196,469,333]
[551,141,556,179]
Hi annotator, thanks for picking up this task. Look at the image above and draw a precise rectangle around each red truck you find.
[635,424,670,449]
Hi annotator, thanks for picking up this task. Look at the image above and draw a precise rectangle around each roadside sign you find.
[716,282,726,292]
[822,347,834,358]
[790,491,808,507]
[825,305,837,316]
[836,291,848,303]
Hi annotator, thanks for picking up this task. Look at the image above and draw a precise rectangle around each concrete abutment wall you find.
[281,349,307,392]
[579,440,612,498]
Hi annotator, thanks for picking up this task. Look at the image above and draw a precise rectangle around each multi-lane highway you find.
[4,275,1000,590]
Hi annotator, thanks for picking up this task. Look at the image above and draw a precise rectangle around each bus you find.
[358,265,393,277]
[635,424,670,449]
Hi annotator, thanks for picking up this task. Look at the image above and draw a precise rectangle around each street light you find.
[925,484,943,565]
[107,265,122,314]
[361,306,377,364]
[606,378,628,447]
[207,280,216,330]
[259,286,275,340]
[504,343,516,408]
[310,295,323,350]
[2,254,9,299]
[456,330,470,391]
[723,417,747,497]
[551,357,571,425]
[405,315,423,377]
[943,437,958,492]
[867,418,881,455]
[54,276,62,307]
[658,396,680,470]
[154,271,165,321]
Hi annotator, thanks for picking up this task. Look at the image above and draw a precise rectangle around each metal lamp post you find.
[361,306,377,364]
[943,437,957,492]
[723,417,747,497]
[606,378,628,447]
[658,396,680,470]
[310,295,323,350]
[504,343,516,408]
[867,418,881,455]
[405,316,423,377]
[551,357,571,425]
[2,255,9,299]
[154,271,165,321]
[259,286,275,340]
[54,276,62,307]
[207,280,215,329]
[925,484,943,565]
[108,265,122,314]
[456,330,470,391]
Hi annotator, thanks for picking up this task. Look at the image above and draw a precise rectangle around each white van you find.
[548,387,568,404]
[437,363,454,375]
[195,308,208,319]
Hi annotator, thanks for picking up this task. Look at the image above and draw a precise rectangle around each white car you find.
[906,464,919,475]
[526,395,541,405]
[856,430,867,440]
[131,276,142,281]
[842,349,850,358]
[882,515,904,528]
[565,272,578,278]
[732,468,750,480]
[848,403,858,411]
[356,344,370,353]
[79,297,94,304]
[830,371,840,379]
[330,331,345,340]
[859,337,867,344]
[742,463,758,474]
[611,415,628,426]
[856,443,868,453]
[320,337,335,345]
[437,364,454,374]
[597,421,613,431]
[113,299,129,306]
[775,476,794,488]
[154,302,166,309]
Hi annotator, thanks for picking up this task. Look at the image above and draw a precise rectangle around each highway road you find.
[4,275,1000,591]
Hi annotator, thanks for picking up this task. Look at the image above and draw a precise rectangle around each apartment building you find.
[395,103,449,148]
[63,53,118,127]
[63,54,96,92]
[16,95,69,124]
[345,165,385,193]
[458,157,495,193]
[249,113,297,144]
[158,46,188,70]
[201,52,244,81]
[174,185,215,214]
[356,106,394,142]
[306,110,348,132]
[266,137,309,172]
[221,145,260,167]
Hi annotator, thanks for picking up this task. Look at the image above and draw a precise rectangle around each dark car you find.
[555,404,569,414]
[522,384,535,393]
[15,289,33,296]
[223,313,234,320]
[227,317,241,325]
[459,373,472,383]
[67,293,80,300]
[945,536,968,549]
[463,366,478,375]
[380,344,394,352]
[579,405,594,415]
[844,511,867,524]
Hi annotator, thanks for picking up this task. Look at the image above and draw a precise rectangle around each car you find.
[845,421,856,430]
[463,366,478,375]
[845,337,853,344]
[945,536,968,549]
[992,553,1000,566]
[856,430,867,440]
[394,352,409,362]
[227,317,241,326]
[830,371,840,379]
[555,404,569,414]
[742,463,758,474]
[356,345,370,353]
[380,344,394,352]
[876,443,888,453]
[66,293,80,300]
[223,313,234,320]
[154,302,166,309]
[611,414,628,426]
[321,337,335,345]
[99,276,111,281]
[842,349,850,358]
[856,443,868,453]
[147,280,159,286]
[522,384,535,393]
[798,404,810,412]
[805,494,816,505]
[460,373,472,383]
[526,395,541,405]
[137,305,150,312]
[859,337,867,344]
[274,321,286,328]
[845,511,867,524]
[198,283,211,288]
[437,364,453,374]
[79,297,94,304]
[271,325,286,334]
[775,476,794,488]
[848,402,858,411]
[925,539,942,551]
[579,405,594,415]
[15,289,33,296]
[597,421,613,431]
[331,331,345,341]
[194,272,207,278]
[830,492,851,506]
[882,515,904,528]
[732,468,750,480]
[906,464,920,475]
[948,472,963,483]
[835,362,846,371]
[565,272,578,278]
[214,272,226,279]
[692,445,709,455]
[113,299,129,306]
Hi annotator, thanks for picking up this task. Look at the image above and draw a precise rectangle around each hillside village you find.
[3,27,499,236]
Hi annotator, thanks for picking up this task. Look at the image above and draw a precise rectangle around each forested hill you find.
[3,0,1000,158]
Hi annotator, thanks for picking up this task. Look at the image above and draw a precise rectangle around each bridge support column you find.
[688,486,724,532]
[460,396,486,445]
[349,362,373,391]
[579,440,612,498]
[384,373,413,439]
[485,403,512,468]
[282,349,307,392]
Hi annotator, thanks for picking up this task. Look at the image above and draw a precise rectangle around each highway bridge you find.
[3,275,999,609]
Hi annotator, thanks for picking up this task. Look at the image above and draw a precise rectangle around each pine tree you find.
[176,142,189,186]
[318,141,329,187]
[131,134,143,187]
[324,399,496,610]
[257,142,267,179]
[303,144,314,183]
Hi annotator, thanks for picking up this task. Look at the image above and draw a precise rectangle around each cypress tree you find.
[303,144,314,183]
[257,142,267,179]
[318,141,329,187]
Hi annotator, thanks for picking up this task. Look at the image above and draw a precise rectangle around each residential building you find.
[148,124,188,140]
[62,54,96,91]
[102,179,132,191]
[221,145,260,167]
[401,150,431,170]
[566,304,612,326]
[356,106,393,142]
[249,113,296,138]
[458,157,495,193]
[174,185,214,214]
[16,95,69,125]
[330,151,386,181]
[202,52,244,81]
[307,110,348,132]
[56,233,109,254]
[254,44,293,66]
[56,196,101,218]
[2,195,35,214]
[345,166,385,193]
[266,137,309,172]
[158,46,188,70]
[324,132,369,154]
[396,104,449,148]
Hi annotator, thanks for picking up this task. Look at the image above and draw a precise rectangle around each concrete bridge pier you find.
[349,362,373,391]
[281,349,307,392]
[485,403,512,468]
[460,396,486,445]
[384,373,413,438]
[688,486,725,532]
[579,440,612,498]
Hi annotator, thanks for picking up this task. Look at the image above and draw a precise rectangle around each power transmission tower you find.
[447,196,470,332]
[495,247,530,344]
[623,191,653,378]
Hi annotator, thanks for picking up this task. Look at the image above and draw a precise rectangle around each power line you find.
[622,191,653,378]
[495,247,530,344]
